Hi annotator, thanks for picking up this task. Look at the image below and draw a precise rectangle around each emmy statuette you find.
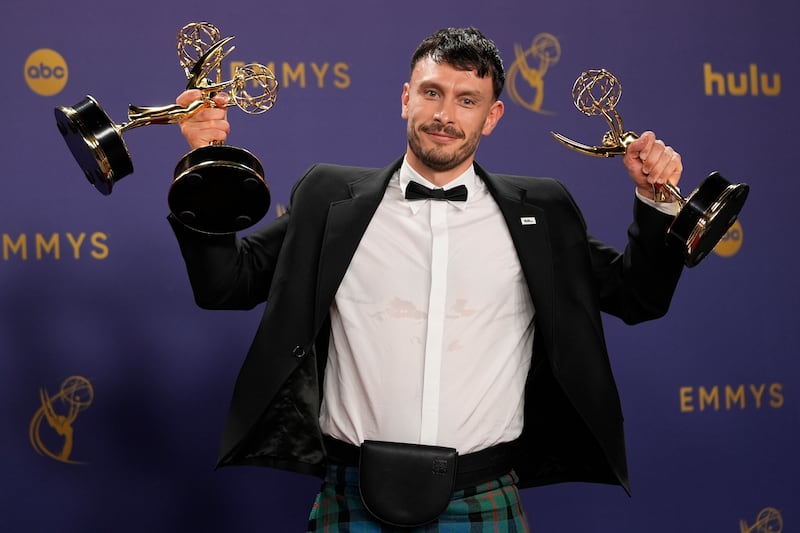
[551,69,749,267]
[55,22,278,234]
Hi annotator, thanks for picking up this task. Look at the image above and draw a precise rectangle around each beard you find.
[407,121,481,173]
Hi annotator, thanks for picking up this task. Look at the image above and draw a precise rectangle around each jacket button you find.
[292,345,306,358]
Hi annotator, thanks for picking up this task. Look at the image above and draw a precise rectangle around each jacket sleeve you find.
[168,213,290,310]
[167,163,332,310]
[590,197,686,324]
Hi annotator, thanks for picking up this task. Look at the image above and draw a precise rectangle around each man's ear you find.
[401,82,411,119]
[482,100,505,136]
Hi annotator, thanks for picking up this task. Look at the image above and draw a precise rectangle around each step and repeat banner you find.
[1,0,796,531]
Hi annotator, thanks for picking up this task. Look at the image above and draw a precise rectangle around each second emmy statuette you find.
[550,69,749,267]
[54,22,279,234]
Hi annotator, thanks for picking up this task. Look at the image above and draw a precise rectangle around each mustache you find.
[420,123,465,139]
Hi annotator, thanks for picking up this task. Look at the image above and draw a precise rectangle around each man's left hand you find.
[623,131,683,201]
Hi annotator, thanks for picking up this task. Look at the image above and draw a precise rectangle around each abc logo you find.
[713,219,744,258]
[24,49,68,96]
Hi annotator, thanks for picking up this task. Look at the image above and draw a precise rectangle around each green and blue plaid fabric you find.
[307,464,530,532]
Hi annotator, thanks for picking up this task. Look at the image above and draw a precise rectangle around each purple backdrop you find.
[1,0,796,531]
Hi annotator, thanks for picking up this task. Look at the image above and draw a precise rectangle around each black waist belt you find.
[323,435,516,491]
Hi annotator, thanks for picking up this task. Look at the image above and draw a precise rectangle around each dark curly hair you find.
[410,27,505,100]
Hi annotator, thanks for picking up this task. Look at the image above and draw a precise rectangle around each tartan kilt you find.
[306,464,530,532]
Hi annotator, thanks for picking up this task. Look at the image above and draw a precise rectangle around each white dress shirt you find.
[319,158,535,453]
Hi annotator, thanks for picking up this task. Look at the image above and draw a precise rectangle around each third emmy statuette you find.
[551,69,749,267]
[55,22,279,234]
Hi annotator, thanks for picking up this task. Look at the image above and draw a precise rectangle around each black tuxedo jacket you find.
[170,157,684,494]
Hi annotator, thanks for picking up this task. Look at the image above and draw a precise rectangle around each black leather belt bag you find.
[358,440,457,527]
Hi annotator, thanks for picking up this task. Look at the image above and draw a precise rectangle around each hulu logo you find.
[704,63,780,96]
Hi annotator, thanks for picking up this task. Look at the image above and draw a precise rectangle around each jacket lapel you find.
[313,158,401,331]
[478,165,556,355]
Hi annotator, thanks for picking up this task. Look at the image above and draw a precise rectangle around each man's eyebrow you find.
[417,81,486,100]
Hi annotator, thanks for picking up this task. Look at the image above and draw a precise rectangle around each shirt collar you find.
[399,157,481,213]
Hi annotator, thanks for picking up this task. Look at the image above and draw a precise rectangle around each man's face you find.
[402,56,504,178]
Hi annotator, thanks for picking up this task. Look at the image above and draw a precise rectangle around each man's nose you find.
[433,100,454,123]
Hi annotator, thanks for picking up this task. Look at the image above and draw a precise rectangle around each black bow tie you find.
[405,181,468,202]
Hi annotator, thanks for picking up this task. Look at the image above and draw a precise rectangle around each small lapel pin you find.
[520,216,537,225]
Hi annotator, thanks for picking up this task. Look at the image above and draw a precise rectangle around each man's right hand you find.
[176,89,231,150]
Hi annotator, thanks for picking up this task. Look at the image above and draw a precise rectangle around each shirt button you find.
[292,345,306,358]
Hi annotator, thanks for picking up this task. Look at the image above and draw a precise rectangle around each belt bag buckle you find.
[358,440,458,527]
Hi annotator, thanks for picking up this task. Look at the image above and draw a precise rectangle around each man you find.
[171,27,685,531]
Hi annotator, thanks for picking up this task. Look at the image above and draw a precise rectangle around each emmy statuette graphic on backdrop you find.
[29,376,94,464]
[551,69,749,267]
[54,22,278,234]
